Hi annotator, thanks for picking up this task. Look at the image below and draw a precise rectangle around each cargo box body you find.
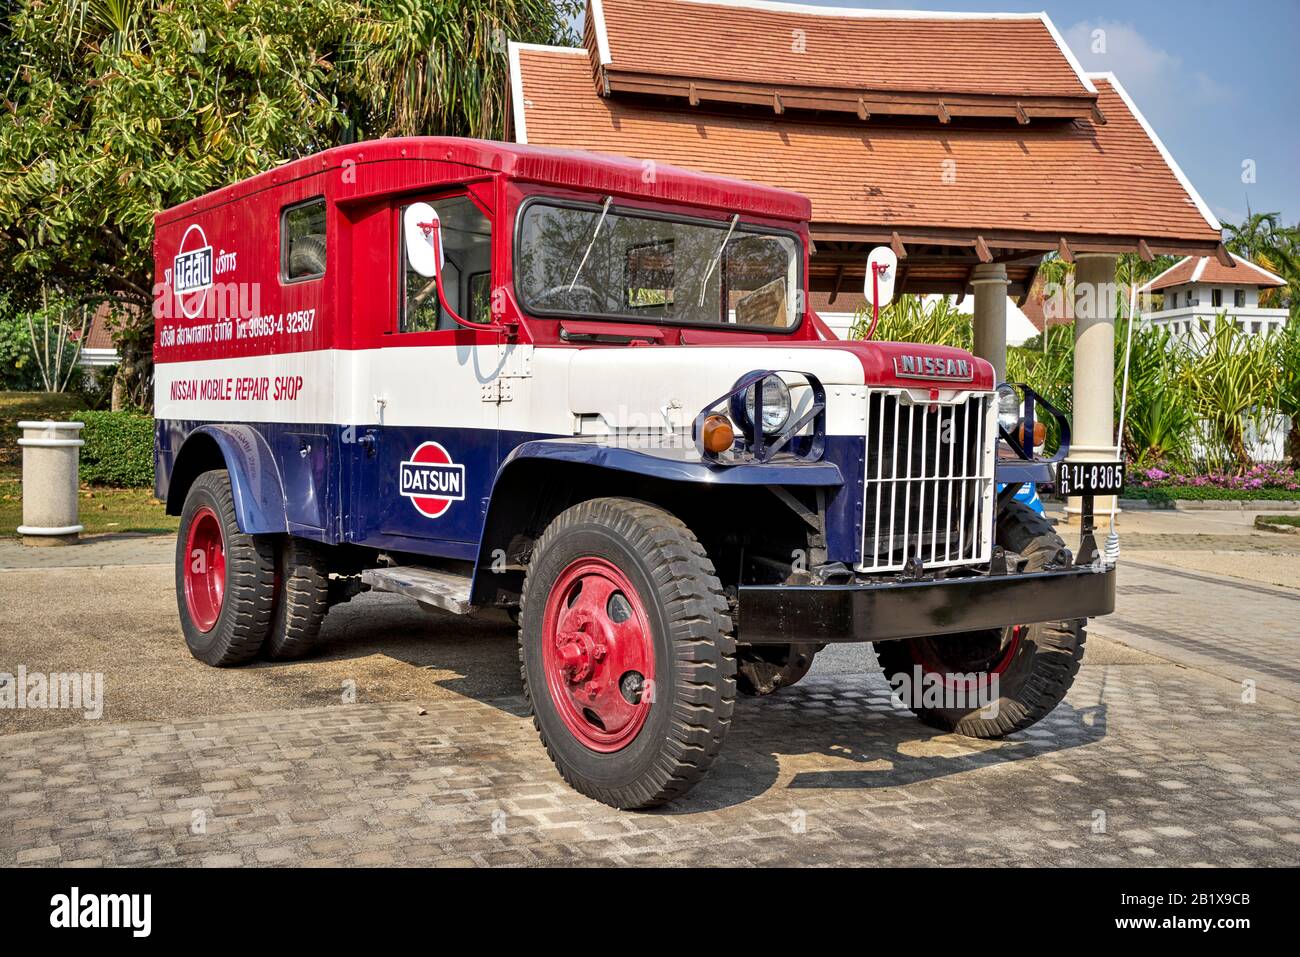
[154,137,993,568]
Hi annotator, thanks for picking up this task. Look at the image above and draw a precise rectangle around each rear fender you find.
[168,425,288,535]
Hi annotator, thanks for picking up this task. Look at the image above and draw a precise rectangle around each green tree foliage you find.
[1223,211,1298,310]
[0,0,579,406]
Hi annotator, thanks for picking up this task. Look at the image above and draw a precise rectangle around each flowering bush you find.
[1132,463,1298,491]
[1126,463,1300,500]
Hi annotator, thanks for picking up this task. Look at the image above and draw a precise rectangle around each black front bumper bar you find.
[736,564,1116,644]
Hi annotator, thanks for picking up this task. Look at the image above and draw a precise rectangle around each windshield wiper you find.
[698,213,739,308]
[567,195,613,292]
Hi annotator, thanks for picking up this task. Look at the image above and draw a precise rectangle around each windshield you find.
[516,200,801,330]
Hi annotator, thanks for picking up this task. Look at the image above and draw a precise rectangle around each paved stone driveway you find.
[2,542,1299,867]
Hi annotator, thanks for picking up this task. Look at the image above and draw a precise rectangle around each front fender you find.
[468,436,843,606]
[502,436,844,487]
[182,424,288,535]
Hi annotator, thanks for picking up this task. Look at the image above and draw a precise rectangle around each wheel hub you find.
[183,505,226,633]
[542,558,655,752]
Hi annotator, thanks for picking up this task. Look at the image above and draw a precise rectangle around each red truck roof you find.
[155,137,813,227]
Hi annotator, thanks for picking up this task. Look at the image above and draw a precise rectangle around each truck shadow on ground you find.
[307,598,1109,813]
[661,690,1108,813]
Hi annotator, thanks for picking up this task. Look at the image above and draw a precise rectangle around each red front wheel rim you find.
[910,625,1025,690]
[183,506,226,633]
[541,558,656,752]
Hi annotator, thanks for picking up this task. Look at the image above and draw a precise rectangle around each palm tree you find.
[344,0,581,140]
[1223,210,1300,309]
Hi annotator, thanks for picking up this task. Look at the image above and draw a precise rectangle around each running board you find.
[360,565,473,616]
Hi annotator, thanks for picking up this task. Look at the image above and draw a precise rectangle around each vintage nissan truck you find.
[153,138,1117,809]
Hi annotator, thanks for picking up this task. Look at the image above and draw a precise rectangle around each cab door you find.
[349,182,503,556]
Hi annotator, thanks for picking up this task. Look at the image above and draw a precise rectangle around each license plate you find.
[1057,461,1126,497]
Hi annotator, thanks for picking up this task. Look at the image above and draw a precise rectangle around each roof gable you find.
[511,46,1222,253]
[586,0,1099,123]
[1146,254,1287,292]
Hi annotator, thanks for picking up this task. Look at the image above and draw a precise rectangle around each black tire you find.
[519,497,736,809]
[288,234,327,277]
[264,538,331,660]
[175,470,277,667]
[736,643,818,696]
[874,501,1085,737]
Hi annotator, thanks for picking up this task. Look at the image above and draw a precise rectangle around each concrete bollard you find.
[18,420,85,546]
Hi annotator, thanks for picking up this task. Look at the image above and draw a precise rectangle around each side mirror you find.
[404,202,442,278]
[864,246,898,308]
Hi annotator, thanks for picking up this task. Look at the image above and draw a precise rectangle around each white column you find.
[18,420,85,546]
[1067,253,1118,523]
[971,263,1009,382]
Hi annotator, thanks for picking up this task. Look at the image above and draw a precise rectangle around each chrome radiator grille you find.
[859,390,996,572]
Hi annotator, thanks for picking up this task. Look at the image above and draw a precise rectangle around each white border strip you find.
[590,0,613,65]
[1039,12,1097,94]
[676,0,1041,20]
[506,42,587,145]
[1140,256,1193,291]
[1229,250,1287,284]
[1090,71,1221,232]
[507,41,528,144]
[1191,257,1209,283]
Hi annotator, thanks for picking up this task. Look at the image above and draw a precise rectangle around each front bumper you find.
[736,563,1116,644]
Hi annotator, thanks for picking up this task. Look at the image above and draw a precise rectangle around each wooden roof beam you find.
[688,82,699,107]
[1019,259,1042,306]
[830,263,845,304]
[857,97,870,121]
[937,101,951,124]
[956,263,977,305]
[1136,238,1154,262]
[1015,102,1030,125]
[974,235,993,263]
[1058,236,1074,264]
[1215,243,1234,267]
[773,91,784,115]
[890,231,907,259]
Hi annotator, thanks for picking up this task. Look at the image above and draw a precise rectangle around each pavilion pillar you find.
[971,263,1008,382]
[1067,253,1119,524]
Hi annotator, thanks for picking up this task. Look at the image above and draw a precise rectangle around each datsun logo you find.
[400,442,465,518]
[893,354,974,382]
[173,223,213,319]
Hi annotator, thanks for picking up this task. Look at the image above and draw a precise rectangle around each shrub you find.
[78,410,154,487]
[1124,463,1300,502]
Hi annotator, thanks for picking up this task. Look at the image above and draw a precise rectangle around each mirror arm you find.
[421,224,484,333]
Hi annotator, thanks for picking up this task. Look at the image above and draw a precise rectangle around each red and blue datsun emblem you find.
[399,442,466,518]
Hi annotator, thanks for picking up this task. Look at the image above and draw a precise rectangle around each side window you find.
[399,194,492,333]
[282,198,327,281]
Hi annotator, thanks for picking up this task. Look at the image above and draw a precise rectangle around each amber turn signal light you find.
[1018,420,1048,447]
[701,414,735,453]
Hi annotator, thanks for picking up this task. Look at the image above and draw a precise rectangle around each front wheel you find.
[874,501,1086,737]
[175,469,277,667]
[519,498,736,809]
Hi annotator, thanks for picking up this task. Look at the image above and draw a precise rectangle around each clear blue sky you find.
[788,1,1300,228]
[576,1,1300,228]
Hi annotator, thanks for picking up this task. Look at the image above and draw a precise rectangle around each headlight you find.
[744,375,792,435]
[996,384,1020,435]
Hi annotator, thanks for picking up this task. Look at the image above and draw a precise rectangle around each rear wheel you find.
[874,501,1086,737]
[176,470,276,667]
[519,497,736,809]
[264,538,331,660]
